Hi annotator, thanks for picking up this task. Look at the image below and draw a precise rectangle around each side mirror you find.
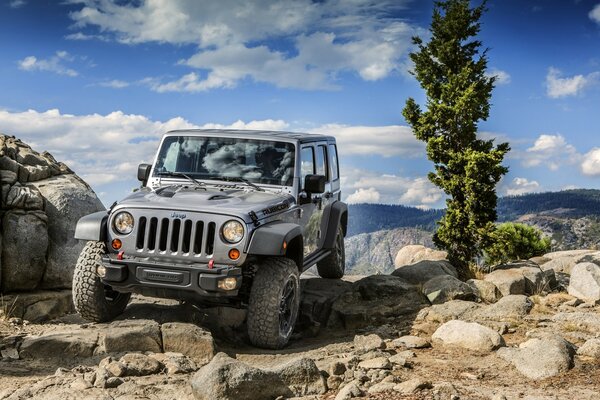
[137,163,151,185]
[304,174,326,194]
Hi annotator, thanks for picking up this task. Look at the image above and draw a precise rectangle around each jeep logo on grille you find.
[171,212,187,219]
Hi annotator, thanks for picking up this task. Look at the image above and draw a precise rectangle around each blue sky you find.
[1,0,600,208]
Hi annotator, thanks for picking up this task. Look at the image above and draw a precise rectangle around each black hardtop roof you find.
[165,128,335,143]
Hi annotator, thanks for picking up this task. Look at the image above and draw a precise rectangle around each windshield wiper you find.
[156,171,206,189]
[218,176,265,192]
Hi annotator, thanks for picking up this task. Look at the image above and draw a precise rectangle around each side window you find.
[300,147,315,188]
[329,144,339,181]
[316,145,328,180]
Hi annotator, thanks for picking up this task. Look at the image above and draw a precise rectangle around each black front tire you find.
[72,241,131,322]
[316,226,345,279]
[247,257,300,349]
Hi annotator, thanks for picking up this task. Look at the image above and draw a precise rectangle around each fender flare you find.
[246,221,303,267]
[320,201,348,249]
[74,211,109,241]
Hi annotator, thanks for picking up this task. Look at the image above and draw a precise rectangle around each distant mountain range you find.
[344,189,600,275]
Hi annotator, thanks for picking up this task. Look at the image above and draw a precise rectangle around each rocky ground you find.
[2,248,600,399]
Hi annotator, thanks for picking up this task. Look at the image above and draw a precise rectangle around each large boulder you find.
[19,330,98,359]
[1,210,48,291]
[422,275,476,304]
[161,322,215,365]
[474,295,533,322]
[32,174,104,289]
[328,275,430,329]
[466,279,502,303]
[567,262,600,302]
[103,320,162,353]
[190,353,291,400]
[0,134,104,293]
[394,245,447,268]
[484,269,526,296]
[391,260,457,285]
[497,335,574,380]
[432,320,505,352]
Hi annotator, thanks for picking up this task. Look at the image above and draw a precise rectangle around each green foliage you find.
[402,0,509,275]
[484,222,551,265]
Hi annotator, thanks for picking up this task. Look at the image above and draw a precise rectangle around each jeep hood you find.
[113,185,295,223]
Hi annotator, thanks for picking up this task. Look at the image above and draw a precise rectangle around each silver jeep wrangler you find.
[73,129,347,349]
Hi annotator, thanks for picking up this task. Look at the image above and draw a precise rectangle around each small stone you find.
[1,348,19,360]
[393,335,431,349]
[70,378,92,390]
[357,357,391,370]
[563,298,583,307]
[368,381,396,394]
[353,334,384,352]
[105,377,124,388]
[393,377,432,394]
[577,338,600,358]
[335,381,363,400]
[119,353,163,376]
[327,375,343,391]
[395,350,416,359]
[105,361,126,377]
[432,320,505,352]
[330,361,347,376]
[388,354,408,367]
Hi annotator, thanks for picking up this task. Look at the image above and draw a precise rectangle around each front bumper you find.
[100,255,243,298]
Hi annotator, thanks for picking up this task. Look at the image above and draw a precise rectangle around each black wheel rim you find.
[279,278,297,337]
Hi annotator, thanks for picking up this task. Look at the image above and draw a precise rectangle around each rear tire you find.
[72,241,130,322]
[247,258,300,349]
[316,226,345,279]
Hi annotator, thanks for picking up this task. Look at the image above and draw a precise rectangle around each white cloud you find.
[340,168,444,208]
[590,3,600,24]
[18,51,79,77]
[98,79,130,89]
[522,134,579,170]
[311,124,423,157]
[67,0,422,91]
[545,67,599,98]
[65,32,110,42]
[486,68,511,85]
[505,177,540,196]
[581,148,600,176]
[9,0,26,8]
[346,188,381,204]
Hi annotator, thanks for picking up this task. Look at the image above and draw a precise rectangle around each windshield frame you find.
[148,134,298,191]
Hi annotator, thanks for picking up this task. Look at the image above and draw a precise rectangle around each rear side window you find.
[316,145,328,179]
[329,144,339,181]
[300,147,315,188]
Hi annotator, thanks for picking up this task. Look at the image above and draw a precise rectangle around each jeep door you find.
[298,142,332,256]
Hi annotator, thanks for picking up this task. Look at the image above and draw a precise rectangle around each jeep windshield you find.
[153,136,296,187]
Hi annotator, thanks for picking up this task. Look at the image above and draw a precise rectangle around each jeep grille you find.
[134,216,216,257]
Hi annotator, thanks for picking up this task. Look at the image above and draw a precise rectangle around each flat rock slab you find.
[161,322,215,365]
[104,319,162,353]
[497,335,574,380]
[1,290,74,322]
[552,312,600,333]
[474,295,533,321]
[20,330,98,359]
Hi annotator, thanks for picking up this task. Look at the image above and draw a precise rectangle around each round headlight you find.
[222,220,244,243]
[113,212,134,235]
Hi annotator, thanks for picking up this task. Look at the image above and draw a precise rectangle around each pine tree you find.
[402,0,510,276]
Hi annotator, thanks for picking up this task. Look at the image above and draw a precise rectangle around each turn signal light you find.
[228,249,240,260]
[111,239,122,250]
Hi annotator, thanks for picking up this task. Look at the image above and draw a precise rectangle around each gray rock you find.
[329,361,346,376]
[357,357,391,370]
[32,174,105,289]
[541,256,577,275]
[334,381,363,400]
[1,210,48,291]
[422,275,477,304]
[475,295,533,321]
[329,276,430,330]
[20,331,98,359]
[393,377,432,394]
[104,377,124,389]
[432,320,505,352]
[269,357,327,396]
[576,338,600,358]
[418,300,481,323]
[467,279,502,303]
[484,269,526,296]
[553,312,600,333]
[497,335,574,380]
[391,260,457,285]
[392,335,431,349]
[1,290,73,322]
[368,381,396,394]
[388,354,408,366]
[394,245,447,268]
[3,183,44,210]
[161,322,215,365]
[543,250,596,260]
[568,262,600,302]
[104,319,162,353]
[354,334,384,352]
[118,353,163,376]
[190,352,291,400]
